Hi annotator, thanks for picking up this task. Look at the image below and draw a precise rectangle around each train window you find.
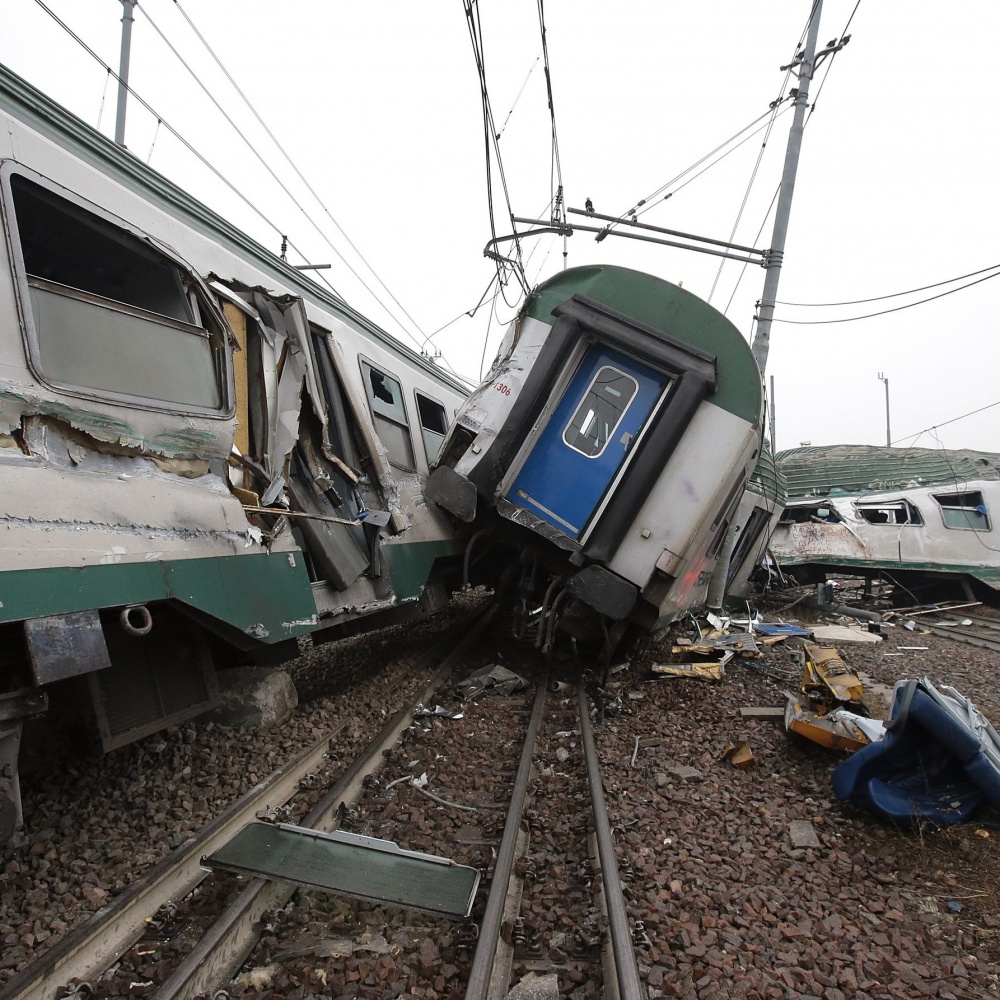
[415,391,448,464]
[563,366,638,458]
[2,169,228,412]
[932,490,991,531]
[360,360,415,471]
[856,500,923,525]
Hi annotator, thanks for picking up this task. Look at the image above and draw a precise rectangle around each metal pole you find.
[878,372,891,446]
[750,0,824,375]
[115,0,138,147]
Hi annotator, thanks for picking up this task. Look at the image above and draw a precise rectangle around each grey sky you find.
[3,1,998,452]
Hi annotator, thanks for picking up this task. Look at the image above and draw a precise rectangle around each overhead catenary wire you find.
[31,0,310,270]
[463,0,529,296]
[772,268,1000,324]
[164,1,447,359]
[776,263,1000,307]
[891,399,1000,447]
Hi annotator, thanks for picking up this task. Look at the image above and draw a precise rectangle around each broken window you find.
[360,360,414,471]
[563,366,638,458]
[2,168,229,412]
[415,391,448,465]
[855,500,923,526]
[780,505,842,524]
[932,490,991,531]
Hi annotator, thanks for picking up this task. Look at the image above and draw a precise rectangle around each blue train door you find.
[505,346,669,538]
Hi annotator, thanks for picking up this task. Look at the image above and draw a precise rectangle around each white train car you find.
[0,63,467,843]
[770,445,1000,597]
[427,265,764,661]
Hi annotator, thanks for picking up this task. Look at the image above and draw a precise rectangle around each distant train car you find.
[427,265,764,659]
[770,445,1000,596]
[0,64,467,844]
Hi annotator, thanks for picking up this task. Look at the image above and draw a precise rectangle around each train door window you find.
[360,359,415,471]
[856,500,923,525]
[932,490,991,531]
[1,167,229,413]
[562,366,639,458]
[415,391,448,464]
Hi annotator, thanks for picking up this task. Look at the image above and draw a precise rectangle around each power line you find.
[777,263,1000,307]
[772,268,1000,324]
[892,399,1000,446]
[167,0,439,355]
[31,0,299,259]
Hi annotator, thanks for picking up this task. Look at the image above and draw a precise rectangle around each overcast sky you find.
[3,1,998,454]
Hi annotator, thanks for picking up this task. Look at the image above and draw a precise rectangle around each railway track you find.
[0,605,497,1000]
[465,679,644,1000]
[916,611,1000,654]
[3,609,645,1000]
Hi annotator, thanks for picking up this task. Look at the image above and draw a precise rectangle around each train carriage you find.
[0,63,468,845]
[427,264,764,658]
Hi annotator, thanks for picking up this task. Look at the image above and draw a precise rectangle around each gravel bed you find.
[0,596,484,987]
[6,595,1000,1000]
[599,605,1000,999]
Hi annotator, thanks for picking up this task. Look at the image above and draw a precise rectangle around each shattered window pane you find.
[932,490,991,531]
[416,392,448,464]
[855,501,923,526]
[563,366,638,458]
[360,360,414,470]
[6,171,225,410]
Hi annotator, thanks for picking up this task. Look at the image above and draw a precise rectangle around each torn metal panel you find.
[203,822,481,919]
[24,609,111,684]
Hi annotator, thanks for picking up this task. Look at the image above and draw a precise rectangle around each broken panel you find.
[204,822,480,919]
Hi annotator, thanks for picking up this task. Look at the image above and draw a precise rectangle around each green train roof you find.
[776,445,1000,499]
[524,265,762,424]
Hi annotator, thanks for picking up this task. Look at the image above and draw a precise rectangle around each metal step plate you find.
[203,822,481,919]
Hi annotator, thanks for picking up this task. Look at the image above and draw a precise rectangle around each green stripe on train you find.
[0,539,463,638]
[0,552,316,640]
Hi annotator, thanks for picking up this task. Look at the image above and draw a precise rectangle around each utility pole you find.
[878,372,891,446]
[115,0,138,147]
[751,1,850,375]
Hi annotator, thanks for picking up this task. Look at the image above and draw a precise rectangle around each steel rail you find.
[155,602,498,1000]
[578,685,644,1000]
[0,724,346,1000]
[463,670,549,1000]
[922,622,1000,654]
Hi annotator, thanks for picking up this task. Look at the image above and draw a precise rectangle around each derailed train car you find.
[0,64,468,843]
[769,445,1000,596]
[427,265,764,659]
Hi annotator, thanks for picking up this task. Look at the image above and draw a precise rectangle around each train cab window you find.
[856,500,923,525]
[2,169,229,412]
[932,490,991,531]
[360,360,415,470]
[415,391,448,464]
[563,366,638,458]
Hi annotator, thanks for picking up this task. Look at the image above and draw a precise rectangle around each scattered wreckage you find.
[656,605,1000,829]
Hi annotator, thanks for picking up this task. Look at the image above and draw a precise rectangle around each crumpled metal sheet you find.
[457,664,529,700]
